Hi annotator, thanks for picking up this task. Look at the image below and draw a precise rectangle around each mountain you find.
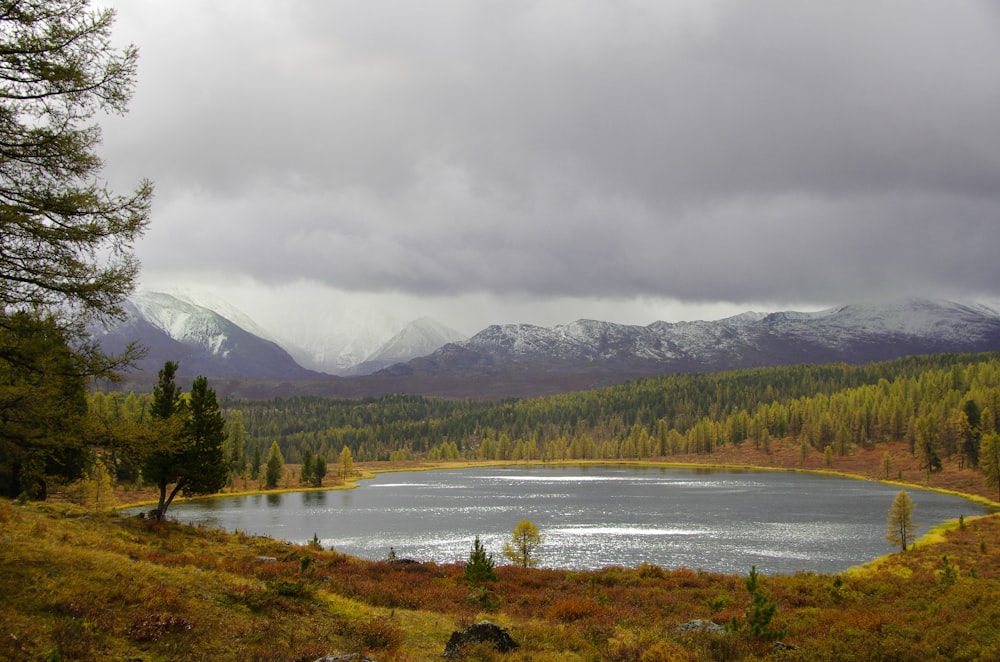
[375,299,1000,396]
[347,317,467,375]
[275,307,407,375]
[96,296,1000,400]
[94,292,322,384]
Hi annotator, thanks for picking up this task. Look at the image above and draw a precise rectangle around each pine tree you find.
[465,536,497,586]
[301,448,314,485]
[142,364,228,519]
[265,441,284,489]
[312,455,327,487]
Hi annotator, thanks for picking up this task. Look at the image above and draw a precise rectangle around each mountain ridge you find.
[99,295,1000,399]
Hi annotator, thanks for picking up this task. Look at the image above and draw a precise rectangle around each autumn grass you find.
[11,441,1000,660]
[3,495,1000,660]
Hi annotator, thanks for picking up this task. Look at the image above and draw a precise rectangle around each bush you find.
[347,616,404,650]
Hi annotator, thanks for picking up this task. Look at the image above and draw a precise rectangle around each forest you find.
[86,352,1000,497]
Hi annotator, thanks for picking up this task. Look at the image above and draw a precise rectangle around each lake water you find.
[154,465,991,574]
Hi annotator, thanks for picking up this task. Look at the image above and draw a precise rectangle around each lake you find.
[154,465,991,574]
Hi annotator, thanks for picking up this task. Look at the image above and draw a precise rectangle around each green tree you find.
[142,361,188,519]
[340,445,353,480]
[312,454,327,487]
[250,442,262,480]
[142,363,229,520]
[0,0,151,362]
[265,441,284,489]
[226,409,246,474]
[181,376,229,498]
[465,536,498,586]
[963,400,982,468]
[885,490,916,552]
[739,565,785,643]
[300,448,314,485]
[980,432,1000,501]
[503,519,543,568]
[0,313,90,498]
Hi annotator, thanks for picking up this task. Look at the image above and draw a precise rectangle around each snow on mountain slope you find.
[347,317,466,375]
[276,307,406,375]
[130,291,235,356]
[382,299,1000,378]
[100,292,319,380]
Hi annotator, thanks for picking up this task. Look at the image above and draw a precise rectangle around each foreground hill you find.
[3,451,999,660]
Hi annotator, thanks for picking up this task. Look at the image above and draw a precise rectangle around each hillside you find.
[3,450,1000,660]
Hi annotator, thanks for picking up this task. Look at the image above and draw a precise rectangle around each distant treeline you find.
[88,352,1000,476]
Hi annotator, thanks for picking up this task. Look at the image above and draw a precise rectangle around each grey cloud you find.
[104,0,1000,312]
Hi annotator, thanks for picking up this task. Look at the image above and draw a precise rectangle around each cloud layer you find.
[100,0,1000,331]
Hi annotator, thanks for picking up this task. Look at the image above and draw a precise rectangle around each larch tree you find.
[885,490,916,552]
[340,445,353,480]
[503,519,544,568]
[0,0,151,498]
[980,432,1000,501]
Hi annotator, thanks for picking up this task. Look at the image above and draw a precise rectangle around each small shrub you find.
[547,596,600,623]
[641,639,695,662]
[467,585,500,611]
[51,618,96,659]
[347,616,404,650]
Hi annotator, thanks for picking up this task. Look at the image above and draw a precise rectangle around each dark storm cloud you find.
[102,0,1000,309]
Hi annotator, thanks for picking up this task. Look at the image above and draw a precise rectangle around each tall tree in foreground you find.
[980,432,1000,501]
[0,0,151,347]
[142,362,228,520]
[0,0,151,498]
[885,490,916,552]
[181,376,229,498]
[0,314,89,498]
[503,519,544,568]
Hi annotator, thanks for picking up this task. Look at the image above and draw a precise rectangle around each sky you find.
[96,1,1000,339]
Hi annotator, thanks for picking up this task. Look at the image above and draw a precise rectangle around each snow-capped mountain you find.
[95,292,320,382]
[98,295,1000,399]
[379,299,1000,393]
[97,292,465,385]
[347,317,467,375]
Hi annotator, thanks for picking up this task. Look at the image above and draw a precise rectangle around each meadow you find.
[3,440,999,661]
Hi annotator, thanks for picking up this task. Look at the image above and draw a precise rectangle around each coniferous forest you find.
[88,352,1000,489]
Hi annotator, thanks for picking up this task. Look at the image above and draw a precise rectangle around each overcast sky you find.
[97,1,1000,337]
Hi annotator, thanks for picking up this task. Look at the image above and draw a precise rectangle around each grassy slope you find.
[4,443,1000,661]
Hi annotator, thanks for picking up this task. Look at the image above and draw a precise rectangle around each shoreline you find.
[117,456,1000,575]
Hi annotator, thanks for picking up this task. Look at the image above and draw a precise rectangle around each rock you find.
[254,555,277,563]
[314,654,376,662]
[674,619,726,634]
[387,557,419,565]
[443,620,519,658]
[772,641,800,653]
